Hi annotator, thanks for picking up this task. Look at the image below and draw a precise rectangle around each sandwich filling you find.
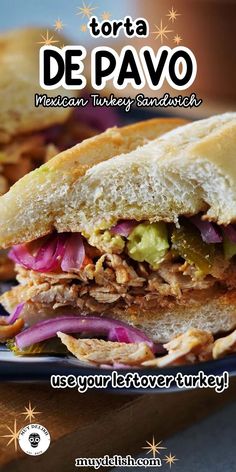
[1,215,236,356]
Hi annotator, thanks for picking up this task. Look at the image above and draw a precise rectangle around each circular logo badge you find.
[18,424,51,456]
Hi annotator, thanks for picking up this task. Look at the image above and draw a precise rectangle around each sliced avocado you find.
[223,237,236,260]
[127,222,169,268]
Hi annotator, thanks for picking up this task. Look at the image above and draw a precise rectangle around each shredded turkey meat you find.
[57,333,154,366]
[143,329,214,367]
[213,329,236,359]
[2,249,235,317]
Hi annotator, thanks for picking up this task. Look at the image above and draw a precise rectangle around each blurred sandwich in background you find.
[0,27,119,279]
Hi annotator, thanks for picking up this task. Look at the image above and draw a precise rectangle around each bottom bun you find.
[12,290,236,343]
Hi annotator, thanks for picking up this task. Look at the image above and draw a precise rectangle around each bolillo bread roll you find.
[0,113,235,250]
[0,27,74,142]
[0,117,187,247]
[1,114,236,347]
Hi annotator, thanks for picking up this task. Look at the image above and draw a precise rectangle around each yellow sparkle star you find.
[76,2,97,19]
[0,419,20,452]
[152,20,173,43]
[81,24,87,32]
[173,34,182,45]
[166,7,181,23]
[164,452,179,468]
[142,436,166,458]
[20,401,41,423]
[101,11,111,21]
[37,30,59,46]
[54,18,65,32]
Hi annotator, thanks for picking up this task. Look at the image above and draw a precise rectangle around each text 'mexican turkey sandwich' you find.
[1,113,236,368]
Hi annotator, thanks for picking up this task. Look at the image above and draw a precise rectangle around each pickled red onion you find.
[190,216,222,243]
[15,315,155,351]
[111,220,138,237]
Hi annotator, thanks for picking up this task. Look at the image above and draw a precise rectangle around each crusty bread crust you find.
[0,117,187,247]
[1,112,236,249]
[0,27,73,142]
[0,113,235,250]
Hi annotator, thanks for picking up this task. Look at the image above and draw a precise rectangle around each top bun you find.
[0,27,74,143]
[0,117,187,247]
[0,114,236,248]
[1,113,236,248]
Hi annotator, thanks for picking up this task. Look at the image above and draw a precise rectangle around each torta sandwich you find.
[1,114,236,368]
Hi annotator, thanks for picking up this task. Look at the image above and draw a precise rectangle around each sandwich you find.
[1,113,236,368]
[0,27,115,279]
[0,26,112,193]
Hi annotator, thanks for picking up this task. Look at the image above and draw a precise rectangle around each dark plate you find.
[0,345,236,392]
